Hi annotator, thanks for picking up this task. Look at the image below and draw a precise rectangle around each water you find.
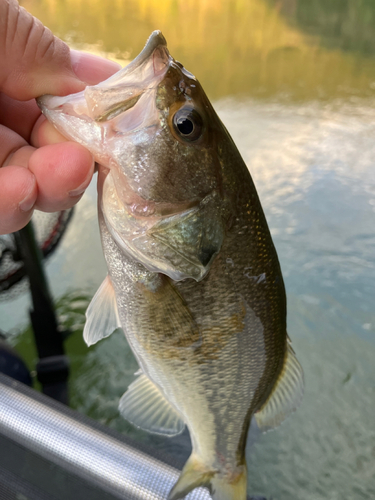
[1,1,375,498]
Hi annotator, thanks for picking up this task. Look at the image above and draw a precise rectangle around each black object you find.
[14,221,70,404]
[0,209,73,297]
[0,210,73,403]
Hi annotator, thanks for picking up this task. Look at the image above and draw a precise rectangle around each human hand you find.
[0,0,121,234]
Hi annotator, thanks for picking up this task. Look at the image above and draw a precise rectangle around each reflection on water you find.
[20,0,375,100]
[1,1,375,499]
[271,0,375,55]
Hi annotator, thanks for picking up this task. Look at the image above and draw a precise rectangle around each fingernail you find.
[68,186,86,198]
[70,49,122,84]
[68,165,94,197]
[19,184,36,212]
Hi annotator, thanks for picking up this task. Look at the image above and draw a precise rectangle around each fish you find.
[38,31,304,500]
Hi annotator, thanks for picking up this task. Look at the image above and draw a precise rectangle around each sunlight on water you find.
[1,1,374,498]
[20,0,375,100]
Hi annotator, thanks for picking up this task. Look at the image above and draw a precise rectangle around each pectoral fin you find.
[255,341,304,432]
[119,373,185,436]
[144,202,224,281]
[83,275,121,346]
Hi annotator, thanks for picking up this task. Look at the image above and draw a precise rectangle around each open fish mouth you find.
[37,31,171,154]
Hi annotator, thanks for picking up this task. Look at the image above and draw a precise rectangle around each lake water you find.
[1,1,375,498]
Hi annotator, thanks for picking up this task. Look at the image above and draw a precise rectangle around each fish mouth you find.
[37,30,171,154]
[115,30,168,80]
[82,30,169,122]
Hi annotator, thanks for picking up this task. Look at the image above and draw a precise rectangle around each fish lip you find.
[37,30,170,134]
[37,31,166,107]
[120,30,168,77]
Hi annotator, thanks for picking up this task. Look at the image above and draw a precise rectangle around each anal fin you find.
[255,341,304,432]
[119,374,185,436]
[83,274,121,347]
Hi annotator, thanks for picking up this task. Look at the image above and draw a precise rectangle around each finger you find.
[0,1,85,99]
[2,138,94,212]
[0,94,40,142]
[0,52,120,142]
[0,165,37,235]
[0,125,28,167]
[0,96,70,148]
[5,145,36,168]
[30,50,122,147]
[31,115,69,147]
[0,1,121,100]
[28,142,94,212]
[70,50,121,85]
[30,49,123,147]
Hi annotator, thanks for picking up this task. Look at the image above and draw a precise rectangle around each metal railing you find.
[0,374,210,500]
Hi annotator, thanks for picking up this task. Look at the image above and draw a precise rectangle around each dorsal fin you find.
[255,341,304,432]
[83,275,121,346]
[119,373,185,436]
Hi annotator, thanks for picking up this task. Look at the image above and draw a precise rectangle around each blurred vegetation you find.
[271,0,375,55]
[20,0,375,100]
[12,290,92,393]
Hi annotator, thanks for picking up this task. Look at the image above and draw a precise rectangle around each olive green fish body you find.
[38,31,303,500]
[99,139,286,480]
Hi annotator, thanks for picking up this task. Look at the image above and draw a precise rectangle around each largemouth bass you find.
[38,31,304,500]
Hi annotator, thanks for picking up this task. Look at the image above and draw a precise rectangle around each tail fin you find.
[210,469,247,500]
[168,454,213,500]
[168,453,247,500]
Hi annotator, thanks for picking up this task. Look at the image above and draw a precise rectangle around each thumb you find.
[0,0,85,100]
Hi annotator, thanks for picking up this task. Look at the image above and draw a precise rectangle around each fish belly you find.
[100,213,278,472]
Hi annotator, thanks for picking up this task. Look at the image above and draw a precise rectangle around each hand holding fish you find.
[0,0,120,235]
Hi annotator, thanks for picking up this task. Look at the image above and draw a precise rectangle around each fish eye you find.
[172,107,204,142]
